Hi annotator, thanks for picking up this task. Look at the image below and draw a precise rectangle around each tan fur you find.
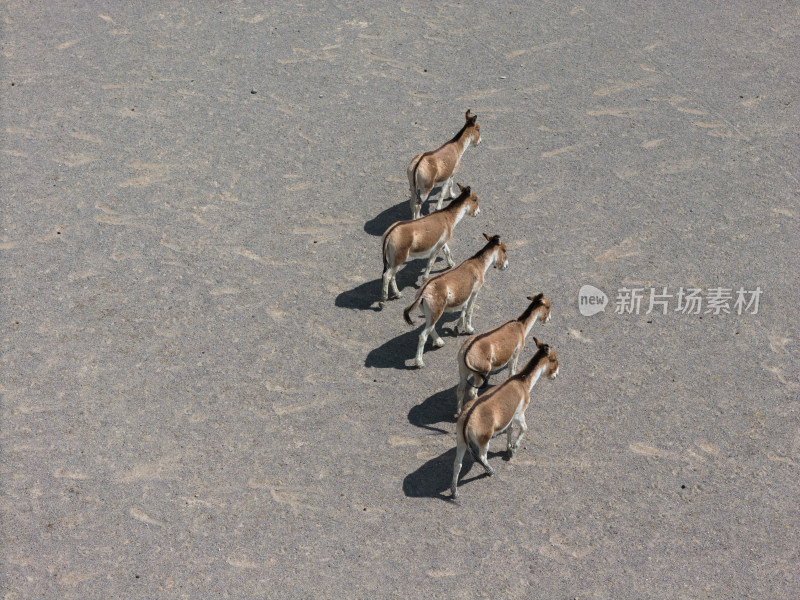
[403,234,508,368]
[407,110,482,219]
[455,294,552,417]
[379,185,480,307]
[451,339,560,498]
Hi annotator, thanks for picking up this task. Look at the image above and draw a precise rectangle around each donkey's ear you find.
[483,232,491,241]
[528,292,544,302]
[465,109,472,120]
[457,182,465,192]
[543,345,551,356]
[532,336,540,347]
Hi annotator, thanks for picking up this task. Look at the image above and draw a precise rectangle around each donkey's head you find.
[483,233,508,271]
[456,183,480,217]
[527,293,552,323]
[465,109,481,146]
[533,337,559,379]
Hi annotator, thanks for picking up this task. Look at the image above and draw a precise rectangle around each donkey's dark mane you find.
[518,298,544,324]
[467,238,499,262]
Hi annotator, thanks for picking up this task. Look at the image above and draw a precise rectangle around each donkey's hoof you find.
[414,359,425,369]
[433,338,445,348]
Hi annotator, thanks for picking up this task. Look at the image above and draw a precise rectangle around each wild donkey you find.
[454,294,552,417]
[403,234,508,368]
[407,110,482,220]
[451,338,559,499]
[379,184,480,308]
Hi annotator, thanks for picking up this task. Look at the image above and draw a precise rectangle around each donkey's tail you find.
[403,293,423,325]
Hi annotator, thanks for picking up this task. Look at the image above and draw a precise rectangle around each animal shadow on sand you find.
[402,447,506,500]
[363,194,447,237]
[335,258,450,312]
[365,313,461,370]
[407,385,459,434]
[408,381,500,434]
[364,200,408,237]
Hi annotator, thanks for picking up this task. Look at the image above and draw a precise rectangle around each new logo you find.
[579,285,608,316]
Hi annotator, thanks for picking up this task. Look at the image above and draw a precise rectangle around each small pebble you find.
[500,76,506,79]
[251,89,257,94]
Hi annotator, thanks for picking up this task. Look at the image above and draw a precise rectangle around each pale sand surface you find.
[2,2,798,598]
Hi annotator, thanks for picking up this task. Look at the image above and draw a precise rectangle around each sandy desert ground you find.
[2,1,799,598]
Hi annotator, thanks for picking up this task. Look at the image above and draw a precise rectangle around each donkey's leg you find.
[414,301,443,368]
[380,268,392,306]
[381,256,404,305]
[462,293,478,334]
[449,178,459,199]
[509,348,521,375]
[428,304,446,348]
[409,192,418,219]
[508,413,528,457]
[390,273,402,299]
[468,373,485,403]
[421,245,442,281]
[410,194,422,220]
[435,178,452,212]
[413,326,430,369]
[455,372,468,418]
[441,243,455,268]
[455,305,474,335]
[454,306,466,334]
[506,423,516,455]
[477,443,494,476]
[451,438,468,499]
[389,266,403,299]
[455,360,474,418]
[411,186,430,220]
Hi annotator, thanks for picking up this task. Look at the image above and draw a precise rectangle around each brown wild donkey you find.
[403,234,508,368]
[451,338,559,499]
[454,294,552,417]
[407,110,481,219]
[379,184,480,308]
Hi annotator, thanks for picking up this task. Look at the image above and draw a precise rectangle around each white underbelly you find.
[408,248,435,260]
